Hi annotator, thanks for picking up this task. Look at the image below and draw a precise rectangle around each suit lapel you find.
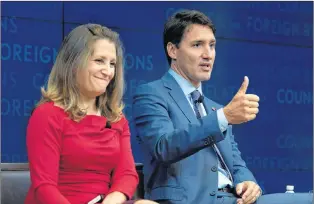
[202,97,216,115]
[162,74,234,172]
[162,73,198,124]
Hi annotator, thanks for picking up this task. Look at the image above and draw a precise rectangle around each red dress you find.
[25,102,139,204]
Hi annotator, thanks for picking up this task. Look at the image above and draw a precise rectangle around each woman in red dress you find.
[25,24,157,204]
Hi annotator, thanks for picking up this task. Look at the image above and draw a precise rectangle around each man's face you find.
[169,24,216,87]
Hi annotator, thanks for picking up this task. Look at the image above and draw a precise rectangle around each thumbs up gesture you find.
[223,76,260,124]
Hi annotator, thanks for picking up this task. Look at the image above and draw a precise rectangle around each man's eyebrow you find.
[191,39,216,43]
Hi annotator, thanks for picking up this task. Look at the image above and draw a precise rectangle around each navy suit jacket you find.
[132,72,257,204]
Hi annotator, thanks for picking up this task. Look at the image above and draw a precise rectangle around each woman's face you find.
[76,39,117,98]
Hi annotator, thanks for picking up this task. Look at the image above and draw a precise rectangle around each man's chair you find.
[1,163,144,204]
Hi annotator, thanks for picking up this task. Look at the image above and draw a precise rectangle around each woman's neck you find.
[79,96,99,115]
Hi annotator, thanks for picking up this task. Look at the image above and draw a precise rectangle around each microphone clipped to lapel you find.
[105,121,111,129]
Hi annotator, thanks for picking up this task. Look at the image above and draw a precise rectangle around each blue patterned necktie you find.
[190,90,233,183]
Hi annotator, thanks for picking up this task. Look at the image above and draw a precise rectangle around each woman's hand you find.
[134,200,159,204]
[101,191,127,204]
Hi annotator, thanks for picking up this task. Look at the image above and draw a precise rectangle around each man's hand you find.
[223,76,260,124]
[236,181,261,204]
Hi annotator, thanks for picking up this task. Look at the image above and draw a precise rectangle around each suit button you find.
[210,190,216,196]
[204,137,211,145]
[211,166,217,172]
[209,136,215,143]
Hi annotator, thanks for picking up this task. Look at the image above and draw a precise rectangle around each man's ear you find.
[166,42,178,61]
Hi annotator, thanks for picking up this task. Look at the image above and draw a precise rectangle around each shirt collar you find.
[168,68,203,97]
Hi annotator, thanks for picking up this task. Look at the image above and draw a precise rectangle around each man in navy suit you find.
[132,9,312,204]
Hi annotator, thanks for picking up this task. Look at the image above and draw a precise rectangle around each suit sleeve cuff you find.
[217,108,228,132]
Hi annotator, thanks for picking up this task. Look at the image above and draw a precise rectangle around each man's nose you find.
[202,48,212,59]
[204,44,216,59]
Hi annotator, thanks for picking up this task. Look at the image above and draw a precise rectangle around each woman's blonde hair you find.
[37,24,125,122]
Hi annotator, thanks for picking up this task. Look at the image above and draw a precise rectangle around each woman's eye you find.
[95,59,104,63]
[110,62,116,68]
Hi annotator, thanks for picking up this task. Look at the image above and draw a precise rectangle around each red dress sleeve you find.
[26,104,71,204]
[107,117,139,199]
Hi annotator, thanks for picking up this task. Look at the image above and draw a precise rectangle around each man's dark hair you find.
[163,9,216,65]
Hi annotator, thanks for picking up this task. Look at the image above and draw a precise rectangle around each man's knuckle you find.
[245,114,250,120]
[244,107,249,112]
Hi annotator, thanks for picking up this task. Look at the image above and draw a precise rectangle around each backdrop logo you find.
[277,89,312,104]
[277,134,312,149]
[1,43,58,64]
[33,73,49,90]
[203,85,265,103]
[245,156,311,172]
[2,71,17,89]
[124,53,153,71]
[247,16,312,37]
[244,2,312,13]
[1,98,38,117]
[1,16,17,33]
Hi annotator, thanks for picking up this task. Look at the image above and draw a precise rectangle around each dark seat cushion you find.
[1,170,31,204]
[1,163,144,203]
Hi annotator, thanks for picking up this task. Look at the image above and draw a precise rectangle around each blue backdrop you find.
[1,1,313,194]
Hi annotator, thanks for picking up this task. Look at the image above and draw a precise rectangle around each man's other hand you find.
[236,181,262,204]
